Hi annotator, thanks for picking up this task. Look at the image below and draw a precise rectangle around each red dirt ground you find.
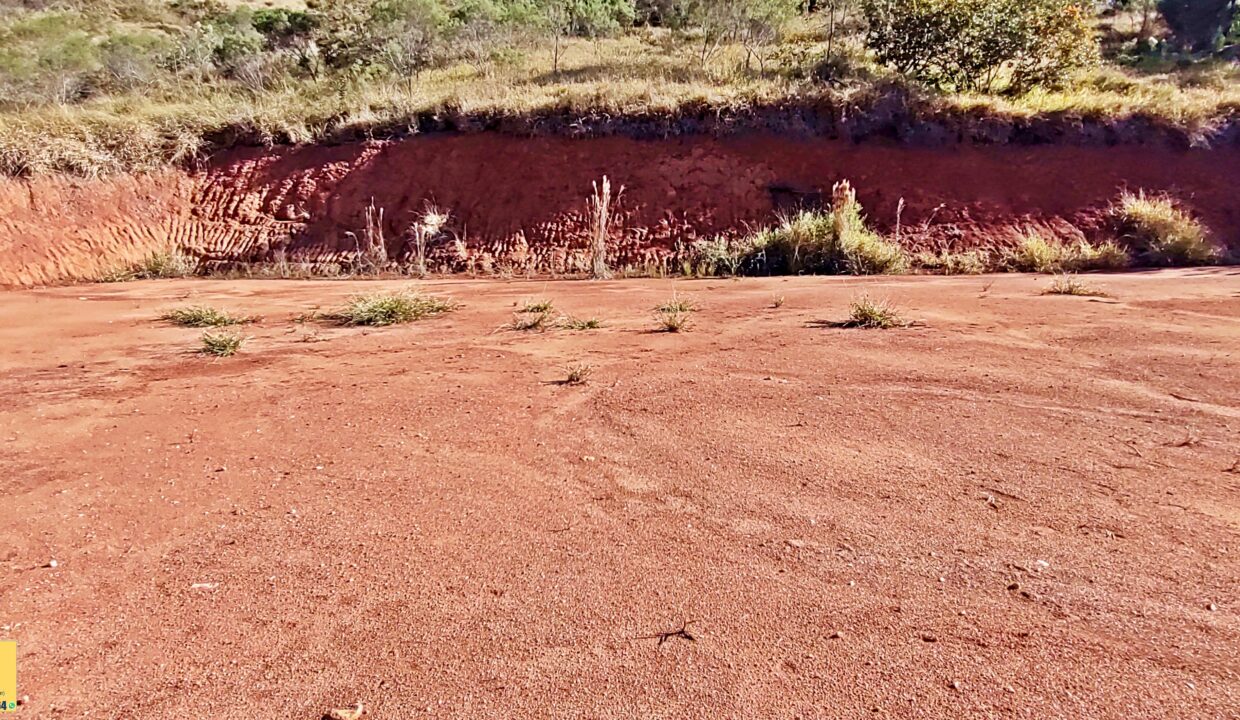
[1,271,1238,718]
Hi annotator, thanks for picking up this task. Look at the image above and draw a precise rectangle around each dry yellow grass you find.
[1,27,1237,176]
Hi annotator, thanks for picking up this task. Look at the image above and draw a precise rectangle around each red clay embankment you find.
[2,133,1238,286]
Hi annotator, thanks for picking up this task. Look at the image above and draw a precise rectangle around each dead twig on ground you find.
[638,619,697,646]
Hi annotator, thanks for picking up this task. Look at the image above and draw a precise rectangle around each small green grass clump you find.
[1006,233,1130,273]
[840,295,909,329]
[560,316,603,330]
[1110,192,1219,266]
[564,363,594,386]
[161,306,252,328]
[199,331,245,357]
[1042,274,1108,297]
[521,299,555,313]
[327,291,455,326]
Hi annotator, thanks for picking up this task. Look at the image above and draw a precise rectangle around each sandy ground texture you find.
[1,271,1238,719]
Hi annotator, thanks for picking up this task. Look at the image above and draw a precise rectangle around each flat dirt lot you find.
[2,271,1238,718]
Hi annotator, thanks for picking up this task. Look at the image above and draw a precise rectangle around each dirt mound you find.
[2,133,1238,286]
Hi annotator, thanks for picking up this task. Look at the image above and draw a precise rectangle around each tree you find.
[634,0,693,27]
[308,0,448,75]
[688,0,799,68]
[861,0,1098,93]
[536,0,636,73]
[1158,0,1237,51]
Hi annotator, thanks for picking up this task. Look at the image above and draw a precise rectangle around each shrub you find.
[861,0,1099,92]
[746,181,907,275]
[162,306,253,327]
[1110,192,1219,266]
[747,211,837,274]
[690,236,749,276]
[327,290,455,325]
[200,331,245,357]
[1159,0,1237,52]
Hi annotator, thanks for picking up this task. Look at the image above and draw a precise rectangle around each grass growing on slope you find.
[1110,192,1221,267]
[1005,233,1130,273]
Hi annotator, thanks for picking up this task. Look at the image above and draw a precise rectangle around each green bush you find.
[861,0,1099,92]
[745,181,907,275]
[1110,192,1220,266]
[1005,233,1129,273]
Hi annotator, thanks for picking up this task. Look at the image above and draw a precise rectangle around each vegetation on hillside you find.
[0,0,1236,176]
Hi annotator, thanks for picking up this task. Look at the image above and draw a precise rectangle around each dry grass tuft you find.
[1042,274,1108,297]
[560,316,603,330]
[654,295,697,314]
[835,295,911,329]
[510,310,555,331]
[655,309,692,333]
[521,299,555,313]
[564,363,594,386]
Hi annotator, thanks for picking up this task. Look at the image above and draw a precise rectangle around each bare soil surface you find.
[1,271,1238,718]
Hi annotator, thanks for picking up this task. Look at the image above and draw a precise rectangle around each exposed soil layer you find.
[0,170,193,287]
[2,132,1239,287]
[1,271,1238,718]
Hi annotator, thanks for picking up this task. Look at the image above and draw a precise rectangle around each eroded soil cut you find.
[1,271,1237,717]
[2,133,1238,286]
